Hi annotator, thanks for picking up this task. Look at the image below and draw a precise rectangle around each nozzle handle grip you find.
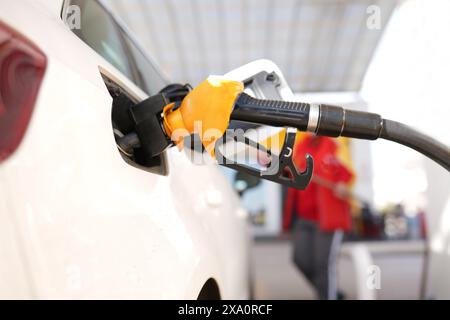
[231,93,311,131]
[231,93,384,141]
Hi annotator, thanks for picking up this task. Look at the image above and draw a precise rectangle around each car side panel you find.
[0,0,249,299]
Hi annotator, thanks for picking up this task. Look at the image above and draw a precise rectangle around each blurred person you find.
[283,134,354,300]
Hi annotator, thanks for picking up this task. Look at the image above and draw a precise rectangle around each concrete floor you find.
[252,240,315,299]
[252,240,425,300]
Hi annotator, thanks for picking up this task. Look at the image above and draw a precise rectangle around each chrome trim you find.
[307,103,320,132]
[339,107,346,136]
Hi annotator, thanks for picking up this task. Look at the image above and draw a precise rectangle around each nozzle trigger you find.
[215,127,313,190]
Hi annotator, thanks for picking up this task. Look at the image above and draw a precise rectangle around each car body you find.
[0,0,250,299]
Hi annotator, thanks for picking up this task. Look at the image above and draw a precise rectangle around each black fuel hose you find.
[231,92,450,171]
[379,119,450,170]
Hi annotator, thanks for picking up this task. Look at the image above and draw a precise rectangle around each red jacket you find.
[283,135,354,232]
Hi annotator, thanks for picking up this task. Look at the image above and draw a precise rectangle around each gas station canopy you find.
[105,0,396,92]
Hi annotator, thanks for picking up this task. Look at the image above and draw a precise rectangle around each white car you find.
[0,0,251,299]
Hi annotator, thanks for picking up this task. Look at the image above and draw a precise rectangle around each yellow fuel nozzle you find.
[162,76,244,156]
[120,75,314,189]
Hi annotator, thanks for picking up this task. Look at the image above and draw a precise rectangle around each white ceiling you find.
[104,0,397,92]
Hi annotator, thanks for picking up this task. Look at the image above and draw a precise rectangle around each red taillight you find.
[0,22,46,162]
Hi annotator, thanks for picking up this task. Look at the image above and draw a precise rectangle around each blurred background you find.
[104,0,450,299]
